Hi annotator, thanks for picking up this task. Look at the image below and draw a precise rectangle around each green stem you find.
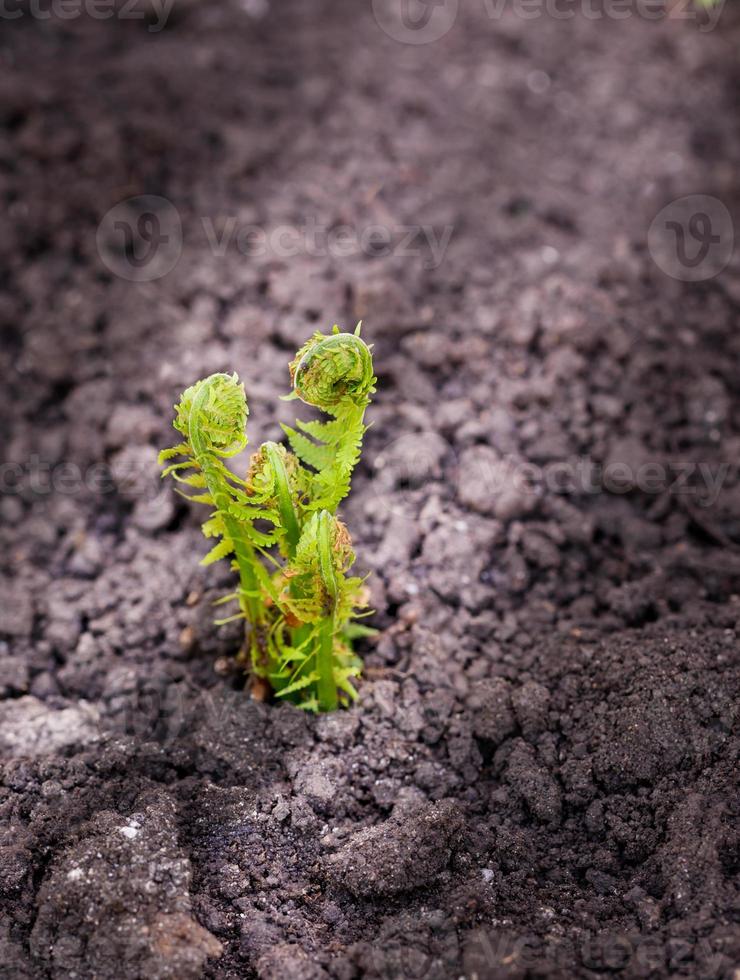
[262,442,307,676]
[264,442,301,556]
[189,384,264,634]
[315,511,338,710]
[316,617,337,712]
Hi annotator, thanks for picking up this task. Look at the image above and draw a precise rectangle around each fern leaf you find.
[293,418,342,441]
[201,539,235,566]
[274,671,320,697]
[281,426,334,471]
[188,492,215,505]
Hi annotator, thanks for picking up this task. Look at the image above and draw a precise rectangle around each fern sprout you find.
[290,325,375,408]
[159,326,376,711]
[159,374,279,667]
[283,323,376,513]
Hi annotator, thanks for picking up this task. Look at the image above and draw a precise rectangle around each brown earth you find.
[1,1,739,978]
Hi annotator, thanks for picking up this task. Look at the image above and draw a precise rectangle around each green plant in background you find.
[159,325,376,711]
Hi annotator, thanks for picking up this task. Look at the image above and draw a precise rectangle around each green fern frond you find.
[160,327,376,712]
[160,373,272,661]
[285,326,375,513]
[201,539,235,566]
[274,671,320,698]
[281,425,335,473]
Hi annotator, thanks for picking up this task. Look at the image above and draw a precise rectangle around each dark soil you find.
[1,2,740,978]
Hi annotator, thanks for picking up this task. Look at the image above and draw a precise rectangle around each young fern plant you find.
[159,325,376,712]
[283,325,375,514]
[158,373,280,668]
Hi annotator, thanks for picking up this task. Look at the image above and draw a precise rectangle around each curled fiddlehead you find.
[269,510,366,711]
[245,441,304,556]
[173,372,248,457]
[159,373,277,646]
[282,324,376,514]
[291,326,375,408]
